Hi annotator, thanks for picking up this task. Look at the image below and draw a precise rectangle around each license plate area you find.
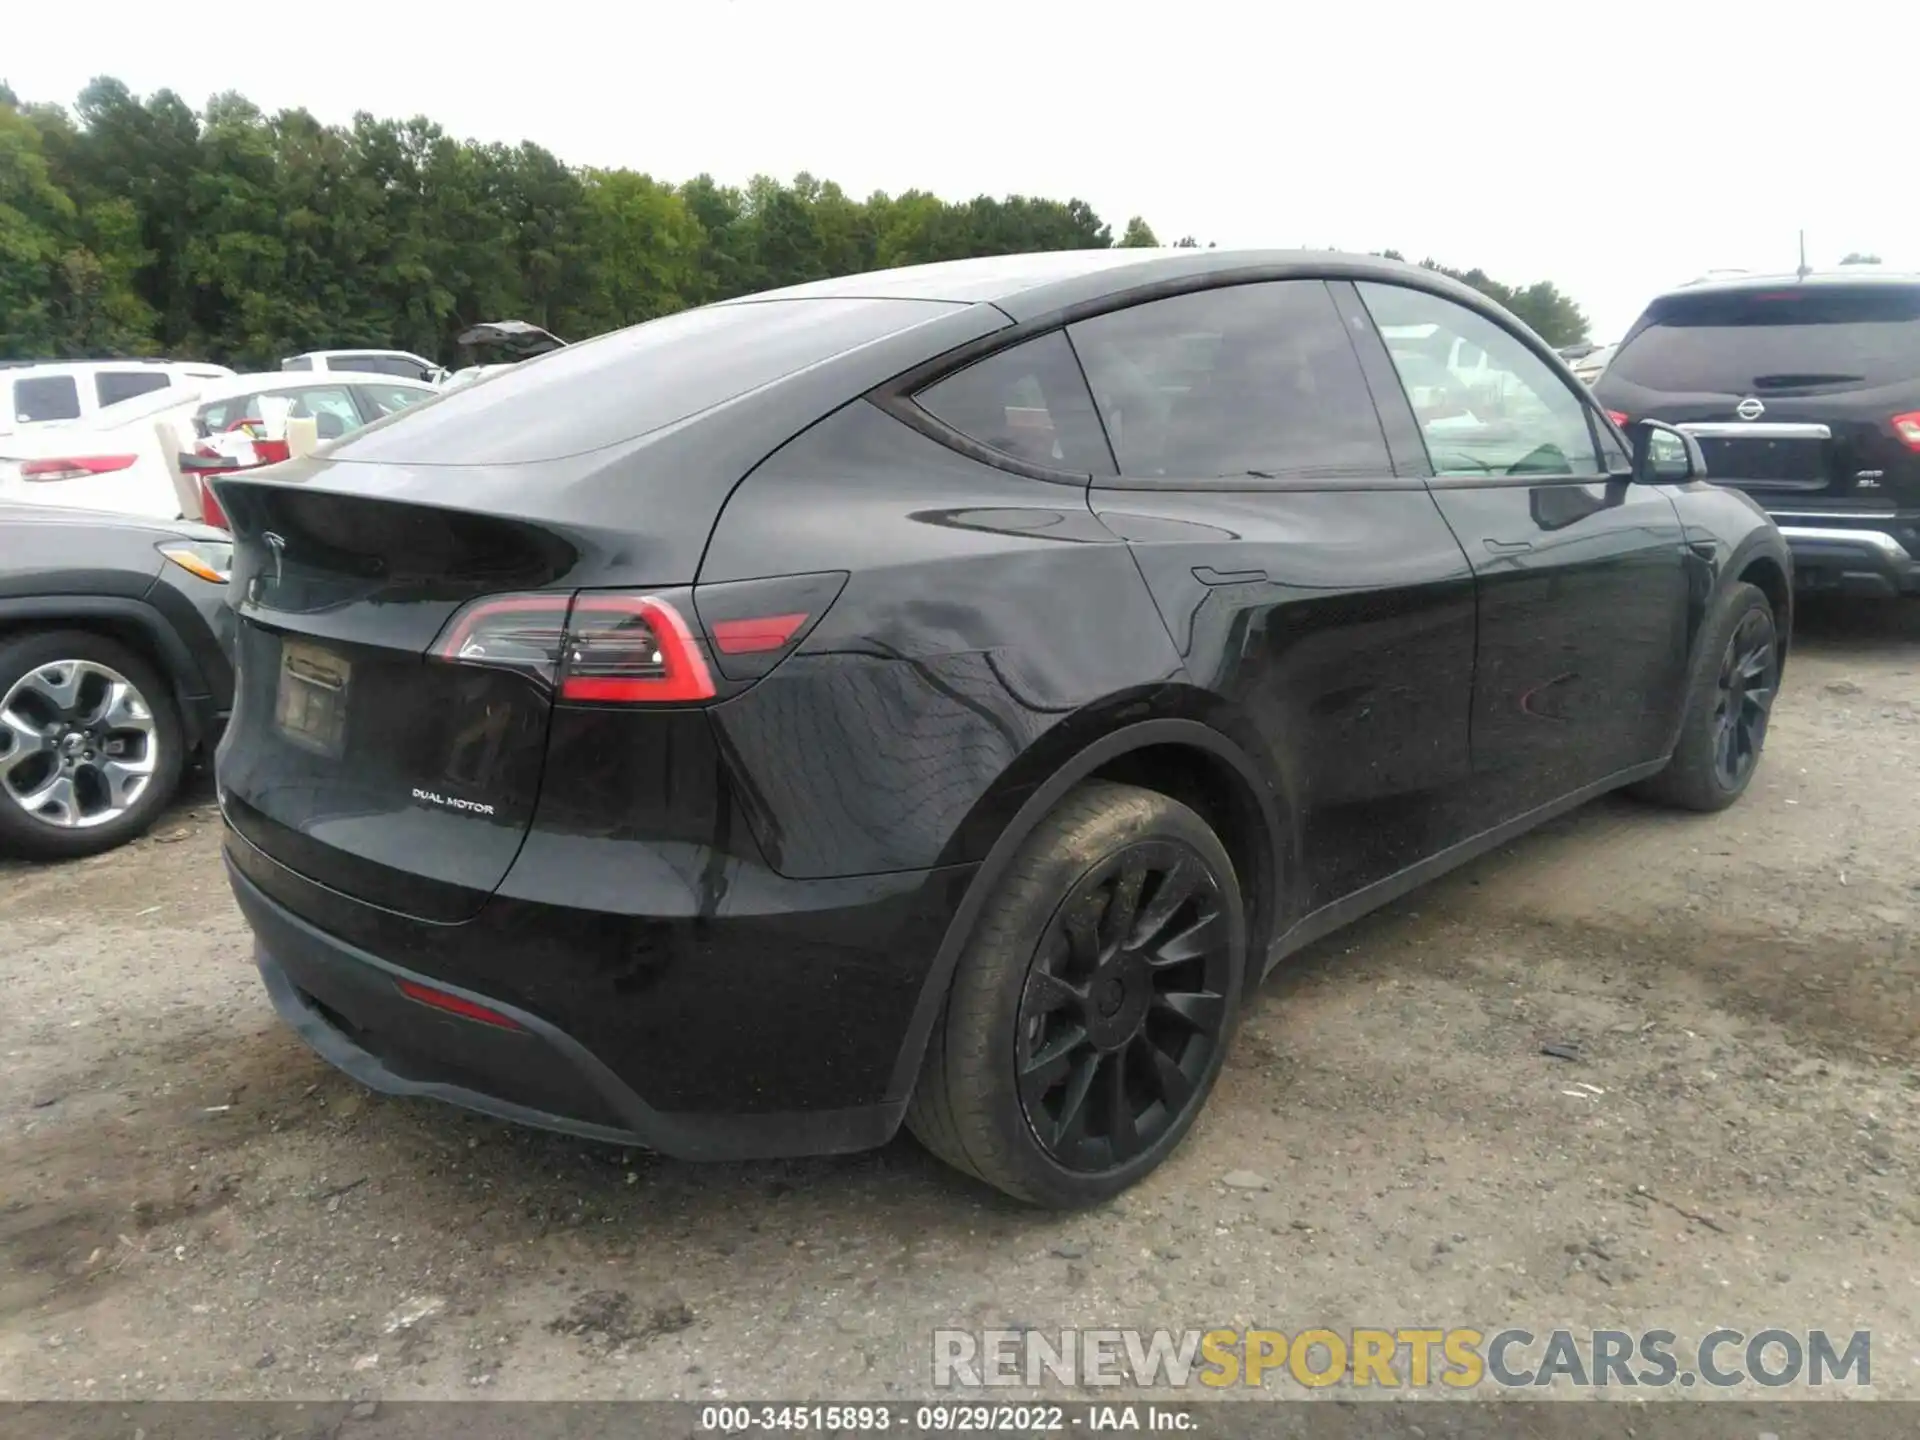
[275,638,351,757]
[1694,436,1828,489]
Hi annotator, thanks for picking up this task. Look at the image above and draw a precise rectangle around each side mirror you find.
[1629,419,1705,484]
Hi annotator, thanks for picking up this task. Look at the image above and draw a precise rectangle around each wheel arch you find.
[887,711,1288,1101]
[0,596,211,750]
[1734,551,1792,671]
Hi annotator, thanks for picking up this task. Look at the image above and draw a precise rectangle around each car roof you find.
[194,370,435,401]
[5,359,231,378]
[1661,269,1920,300]
[719,247,1486,324]
[290,348,431,359]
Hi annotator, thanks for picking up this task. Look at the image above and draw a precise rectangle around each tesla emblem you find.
[1735,397,1765,420]
[249,531,287,605]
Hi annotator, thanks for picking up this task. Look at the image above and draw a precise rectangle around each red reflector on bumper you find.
[397,980,523,1030]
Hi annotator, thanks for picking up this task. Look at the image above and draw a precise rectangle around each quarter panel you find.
[700,400,1184,879]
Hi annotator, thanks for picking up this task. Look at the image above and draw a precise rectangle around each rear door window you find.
[95,370,171,407]
[281,356,315,372]
[913,331,1114,474]
[1608,284,1920,392]
[13,375,82,423]
[1067,280,1392,481]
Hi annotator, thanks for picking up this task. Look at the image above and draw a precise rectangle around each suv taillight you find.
[432,592,716,703]
[19,454,137,482]
[1892,411,1920,452]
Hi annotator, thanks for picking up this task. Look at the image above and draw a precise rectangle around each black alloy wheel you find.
[1015,840,1232,1172]
[907,781,1247,1208]
[1629,580,1779,814]
[1710,606,1777,792]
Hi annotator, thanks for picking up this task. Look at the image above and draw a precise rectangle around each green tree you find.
[569,168,703,331]
[1840,251,1881,265]
[0,98,74,354]
[0,77,1599,365]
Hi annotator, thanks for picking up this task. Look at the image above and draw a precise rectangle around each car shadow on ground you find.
[1790,594,1920,657]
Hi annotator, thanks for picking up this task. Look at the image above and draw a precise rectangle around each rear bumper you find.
[1774,521,1920,597]
[227,853,918,1160]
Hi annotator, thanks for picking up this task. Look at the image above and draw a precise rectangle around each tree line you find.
[1,78,1590,369]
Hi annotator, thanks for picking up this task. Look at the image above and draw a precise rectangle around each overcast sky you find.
[9,1,1912,342]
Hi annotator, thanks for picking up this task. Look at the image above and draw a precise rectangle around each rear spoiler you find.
[455,319,567,360]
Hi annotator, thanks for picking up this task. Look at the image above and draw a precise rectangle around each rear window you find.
[1609,284,1920,392]
[331,297,961,466]
[96,370,171,406]
[914,331,1113,474]
[12,375,81,423]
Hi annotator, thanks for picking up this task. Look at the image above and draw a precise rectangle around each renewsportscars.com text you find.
[932,1326,1871,1391]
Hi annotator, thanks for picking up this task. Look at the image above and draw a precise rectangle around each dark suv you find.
[0,503,234,857]
[1596,271,1920,596]
[212,250,1789,1207]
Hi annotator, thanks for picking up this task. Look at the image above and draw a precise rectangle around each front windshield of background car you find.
[1609,284,1920,391]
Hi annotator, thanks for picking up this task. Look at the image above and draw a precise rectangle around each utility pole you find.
[1796,230,1811,280]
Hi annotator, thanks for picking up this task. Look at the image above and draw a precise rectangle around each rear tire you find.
[907,781,1247,1208]
[1629,581,1779,813]
[0,630,185,860]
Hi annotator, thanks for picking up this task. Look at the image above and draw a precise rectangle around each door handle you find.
[1483,538,1532,554]
[1192,565,1268,586]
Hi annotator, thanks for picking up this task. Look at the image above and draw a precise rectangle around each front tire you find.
[1630,581,1779,813]
[907,781,1247,1208]
[0,630,185,860]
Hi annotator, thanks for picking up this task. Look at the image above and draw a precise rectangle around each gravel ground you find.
[1,599,1915,1403]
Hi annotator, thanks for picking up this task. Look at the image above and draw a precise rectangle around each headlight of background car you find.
[157,539,233,584]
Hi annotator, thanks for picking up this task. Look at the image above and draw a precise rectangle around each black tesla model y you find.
[213,250,1790,1207]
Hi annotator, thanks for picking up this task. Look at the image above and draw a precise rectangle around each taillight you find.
[1892,411,1920,451]
[692,571,848,682]
[1606,410,1631,428]
[430,591,716,703]
[561,595,714,703]
[19,455,138,483]
[710,613,809,654]
[431,574,849,699]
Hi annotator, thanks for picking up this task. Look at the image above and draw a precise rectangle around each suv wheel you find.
[1630,581,1779,813]
[0,631,185,859]
[907,781,1247,1207]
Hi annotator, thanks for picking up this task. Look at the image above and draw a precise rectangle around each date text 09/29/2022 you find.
[699,1405,1195,1433]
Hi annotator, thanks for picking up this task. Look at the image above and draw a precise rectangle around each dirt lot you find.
[2,600,1916,1403]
